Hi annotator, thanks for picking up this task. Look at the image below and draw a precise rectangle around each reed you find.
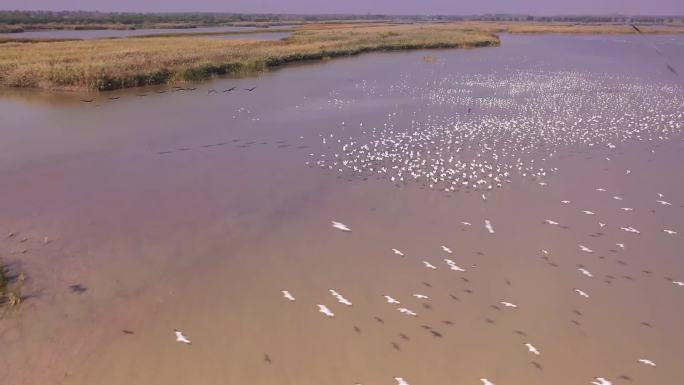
[0,258,23,308]
[0,24,499,91]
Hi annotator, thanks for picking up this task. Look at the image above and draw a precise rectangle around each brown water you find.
[1,35,683,385]
[0,25,290,40]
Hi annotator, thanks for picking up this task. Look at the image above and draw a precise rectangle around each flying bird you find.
[444,259,466,271]
[591,377,612,385]
[384,295,400,304]
[485,219,495,234]
[423,261,437,270]
[578,268,593,278]
[663,229,677,235]
[244,87,257,91]
[413,294,429,299]
[174,329,192,345]
[524,343,540,355]
[579,245,593,253]
[394,377,410,385]
[480,379,495,385]
[638,358,656,367]
[329,290,352,306]
[282,290,296,301]
[441,245,453,254]
[500,301,518,308]
[331,221,351,232]
[317,304,335,317]
[392,248,405,256]
[398,307,418,316]
[574,289,590,298]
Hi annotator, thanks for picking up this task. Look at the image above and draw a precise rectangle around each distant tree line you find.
[0,10,681,26]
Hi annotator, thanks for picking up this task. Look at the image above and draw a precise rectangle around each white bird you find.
[384,295,401,304]
[578,268,593,278]
[441,245,453,253]
[657,200,672,206]
[413,294,429,299]
[392,248,405,256]
[574,288,590,298]
[174,329,192,345]
[500,301,518,308]
[524,343,540,355]
[579,245,593,253]
[444,258,466,271]
[616,243,625,249]
[561,200,571,204]
[282,290,296,301]
[461,221,472,226]
[664,229,677,235]
[621,226,641,234]
[541,249,549,255]
[596,188,607,192]
[331,221,351,232]
[620,207,633,211]
[672,281,684,286]
[591,377,612,385]
[485,219,495,234]
[480,379,495,385]
[613,196,623,201]
[394,377,410,385]
[397,307,417,316]
[423,261,437,269]
[329,289,352,306]
[544,219,559,225]
[599,222,606,228]
[317,304,335,317]
[583,210,595,215]
[638,358,656,367]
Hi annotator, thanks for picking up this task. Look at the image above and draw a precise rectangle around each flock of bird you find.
[266,176,682,384]
[79,85,258,104]
[310,70,683,196]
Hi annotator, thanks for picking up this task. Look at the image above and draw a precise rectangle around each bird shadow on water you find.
[69,283,87,294]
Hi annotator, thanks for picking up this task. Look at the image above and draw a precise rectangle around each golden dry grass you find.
[0,24,499,91]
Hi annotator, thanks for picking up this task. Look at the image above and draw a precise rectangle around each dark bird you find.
[666,64,679,76]
[107,97,120,100]
[223,87,237,92]
[244,87,257,92]
[122,330,135,335]
[69,283,87,294]
[630,24,642,33]
[80,99,94,103]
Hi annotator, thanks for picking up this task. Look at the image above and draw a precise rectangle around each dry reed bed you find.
[0,24,499,91]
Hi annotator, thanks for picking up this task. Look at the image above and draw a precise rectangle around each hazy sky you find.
[2,0,683,15]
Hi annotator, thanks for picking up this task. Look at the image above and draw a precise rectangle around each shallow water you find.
[0,34,683,385]
[0,25,289,40]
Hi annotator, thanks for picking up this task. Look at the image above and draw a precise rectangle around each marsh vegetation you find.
[0,258,23,309]
[0,24,499,91]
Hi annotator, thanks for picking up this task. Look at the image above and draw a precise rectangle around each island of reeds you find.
[0,24,499,91]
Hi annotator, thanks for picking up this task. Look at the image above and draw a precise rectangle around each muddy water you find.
[0,25,291,40]
[0,35,683,385]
